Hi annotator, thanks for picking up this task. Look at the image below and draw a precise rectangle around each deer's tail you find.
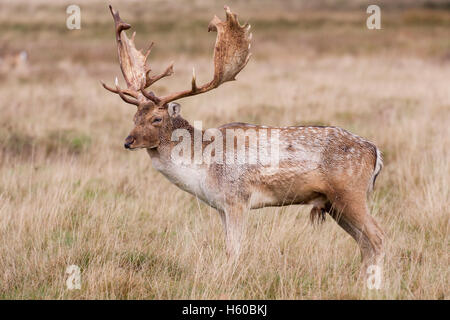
[369,147,383,193]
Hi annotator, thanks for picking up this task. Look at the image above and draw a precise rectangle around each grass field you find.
[0,0,449,299]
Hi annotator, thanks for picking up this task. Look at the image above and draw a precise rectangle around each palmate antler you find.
[102,5,252,108]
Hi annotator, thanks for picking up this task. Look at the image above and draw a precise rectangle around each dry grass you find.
[0,0,449,299]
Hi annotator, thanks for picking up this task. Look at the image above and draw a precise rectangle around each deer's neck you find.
[147,116,212,200]
[146,115,196,169]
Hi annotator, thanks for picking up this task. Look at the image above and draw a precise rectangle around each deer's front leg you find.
[218,204,247,260]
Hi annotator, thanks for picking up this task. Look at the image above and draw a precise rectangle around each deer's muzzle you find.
[124,135,135,149]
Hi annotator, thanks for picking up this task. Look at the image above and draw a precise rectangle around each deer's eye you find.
[152,117,162,124]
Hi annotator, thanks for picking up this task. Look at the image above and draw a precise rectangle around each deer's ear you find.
[168,102,181,118]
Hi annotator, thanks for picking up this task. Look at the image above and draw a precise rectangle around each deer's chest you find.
[151,159,218,207]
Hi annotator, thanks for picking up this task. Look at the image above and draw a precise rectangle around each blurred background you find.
[0,0,448,299]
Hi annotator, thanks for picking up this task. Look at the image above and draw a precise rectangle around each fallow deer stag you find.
[102,5,384,279]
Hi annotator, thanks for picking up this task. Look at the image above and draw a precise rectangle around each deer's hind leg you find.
[325,192,384,277]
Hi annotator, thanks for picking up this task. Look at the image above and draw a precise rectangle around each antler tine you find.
[145,62,174,88]
[158,6,252,106]
[109,5,131,41]
[144,42,154,63]
[140,86,161,105]
[101,81,139,99]
[191,67,198,92]
[114,77,139,106]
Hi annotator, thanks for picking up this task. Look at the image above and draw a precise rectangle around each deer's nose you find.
[124,136,135,149]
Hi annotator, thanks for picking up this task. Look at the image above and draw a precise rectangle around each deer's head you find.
[102,5,252,150]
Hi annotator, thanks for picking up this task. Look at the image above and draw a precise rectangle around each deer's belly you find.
[250,165,324,209]
[249,188,279,209]
[249,188,320,209]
